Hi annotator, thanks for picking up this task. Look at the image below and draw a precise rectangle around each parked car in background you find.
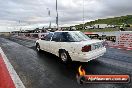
[36,31,106,63]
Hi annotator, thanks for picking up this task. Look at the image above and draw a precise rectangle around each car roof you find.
[48,31,81,34]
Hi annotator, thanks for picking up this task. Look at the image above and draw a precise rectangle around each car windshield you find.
[69,32,91,42]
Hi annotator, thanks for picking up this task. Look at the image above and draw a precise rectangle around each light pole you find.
[83,0,85,30]
[47,8,51,28]
[56,0,59,30]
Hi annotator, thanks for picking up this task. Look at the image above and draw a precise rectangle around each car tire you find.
[59,50,71,63]
[36,43,41,52]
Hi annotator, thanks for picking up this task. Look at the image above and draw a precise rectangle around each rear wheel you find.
[59,50,71,63]
[36,43,41,52]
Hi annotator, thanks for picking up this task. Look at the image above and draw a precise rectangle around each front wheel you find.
[36,43,41,52]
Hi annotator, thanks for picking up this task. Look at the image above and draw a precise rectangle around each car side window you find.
[52,32,61,42]
[52,32,76,42]
[60,32,69,42]
[44,33,53,41]
[61,32,76,42]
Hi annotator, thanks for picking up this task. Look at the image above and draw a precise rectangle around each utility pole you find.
[83,0,85,30]
[56,0,59,30]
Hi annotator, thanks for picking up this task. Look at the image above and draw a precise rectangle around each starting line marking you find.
[0,47,25,88]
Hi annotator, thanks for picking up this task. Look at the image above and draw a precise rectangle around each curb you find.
[0,47,25,88]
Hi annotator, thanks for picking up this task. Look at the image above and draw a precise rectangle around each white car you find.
[36,31,106,63]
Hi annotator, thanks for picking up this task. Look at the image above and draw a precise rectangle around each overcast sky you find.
[0,0,132,32]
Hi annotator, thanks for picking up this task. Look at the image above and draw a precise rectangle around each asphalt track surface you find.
[0,36,132,88]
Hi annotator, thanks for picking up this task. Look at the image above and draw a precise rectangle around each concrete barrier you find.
[84,31,132,50]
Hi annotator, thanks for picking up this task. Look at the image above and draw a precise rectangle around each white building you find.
[94,24,108,29]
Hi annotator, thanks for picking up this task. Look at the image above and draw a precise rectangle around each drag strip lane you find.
[7,37,35,48]
[103,48,132,63]
[0,37,132,88]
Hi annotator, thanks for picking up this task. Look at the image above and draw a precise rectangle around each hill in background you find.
[75,15,132,28]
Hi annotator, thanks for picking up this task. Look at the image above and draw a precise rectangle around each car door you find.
[41,33,53,52]
[50,32,62,56]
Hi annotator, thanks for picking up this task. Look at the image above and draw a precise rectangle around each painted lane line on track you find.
[0,54,16,88]
[0,47,25,88]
